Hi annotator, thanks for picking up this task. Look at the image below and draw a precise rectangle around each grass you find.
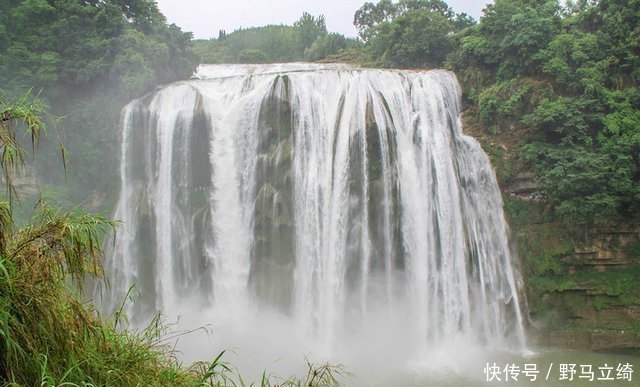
[0,201,202,385]
[194,353,348,387]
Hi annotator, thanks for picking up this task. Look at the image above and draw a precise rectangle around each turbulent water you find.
[102,63,526,378]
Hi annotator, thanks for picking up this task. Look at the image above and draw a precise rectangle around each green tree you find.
[356,0,475,68]
[448,0,561,83]
[367,8,454,67]
[354,0,398,41]
[238,48,269,63]
[304,33,359,61]
[354,0,459,41]
[294,12,328,51]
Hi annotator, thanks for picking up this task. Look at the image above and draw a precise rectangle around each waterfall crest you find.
[104,63,526,361]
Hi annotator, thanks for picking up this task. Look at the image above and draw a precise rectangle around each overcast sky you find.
[155,0,493,40]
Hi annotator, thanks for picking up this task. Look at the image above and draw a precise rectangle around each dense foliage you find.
[193,12,362,64]
[446,0,640,227]
[0,0,197,209]
[354,0,474,67]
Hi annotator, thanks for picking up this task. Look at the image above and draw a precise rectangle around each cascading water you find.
[102,63,526,379]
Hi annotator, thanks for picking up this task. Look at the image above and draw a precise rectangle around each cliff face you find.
[523,223,640,352]
[462,112,640,353]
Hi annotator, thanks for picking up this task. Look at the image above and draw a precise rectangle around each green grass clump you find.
[193,352,348,387]
[0,201,203,386]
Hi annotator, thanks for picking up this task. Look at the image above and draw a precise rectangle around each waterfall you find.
[103,63,526,367]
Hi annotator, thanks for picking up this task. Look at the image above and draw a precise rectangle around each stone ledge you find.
[532,329,640,352]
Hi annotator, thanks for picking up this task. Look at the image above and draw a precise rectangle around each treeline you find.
[0,0,197,209]
[353,0,639,228]
[193,12,362,63]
